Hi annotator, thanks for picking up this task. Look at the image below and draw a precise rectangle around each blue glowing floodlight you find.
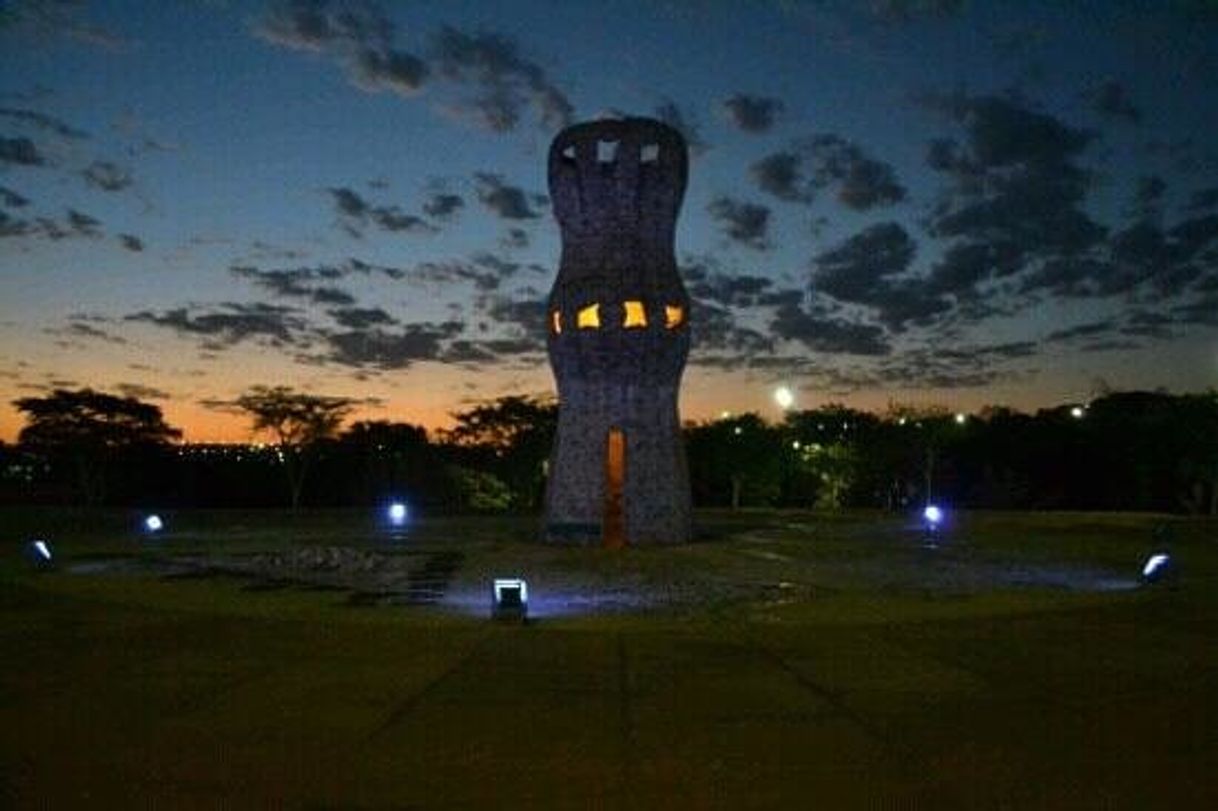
[923,504,944,526]
[26,539,54,569]
[144,514,164,533]
[492,577,528,621]
[1140,553,1173,584]
[387,502,408,526]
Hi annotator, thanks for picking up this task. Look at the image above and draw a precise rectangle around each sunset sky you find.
[2,0,1217,442]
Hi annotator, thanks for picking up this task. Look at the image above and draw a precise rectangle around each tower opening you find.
[604,428,626,549]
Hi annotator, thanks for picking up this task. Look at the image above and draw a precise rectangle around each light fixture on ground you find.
[27,539,54,569]
[492,578,528,621]
[923,504,944,527]
[954,413,966,425]
[144,514,164,533]
[1140,553,1173,585]
[1070,406,1085,419]
[387,502,408,527]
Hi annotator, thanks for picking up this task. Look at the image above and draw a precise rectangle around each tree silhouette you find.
[444,395,556,510]
[235,386,353,509]
[13,388,181,504]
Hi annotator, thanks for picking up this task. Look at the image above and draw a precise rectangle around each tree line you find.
[3,386,1217,515]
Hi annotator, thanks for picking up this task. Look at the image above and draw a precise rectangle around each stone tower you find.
[543,117,692,546]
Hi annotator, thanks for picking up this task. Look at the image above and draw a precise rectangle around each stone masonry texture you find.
[544,117,692,545]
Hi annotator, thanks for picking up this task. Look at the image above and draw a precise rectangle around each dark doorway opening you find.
[604,428,626,549]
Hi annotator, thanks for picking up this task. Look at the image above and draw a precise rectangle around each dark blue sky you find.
[2,0,1217,440]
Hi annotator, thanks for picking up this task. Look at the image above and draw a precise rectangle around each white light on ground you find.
[492,577,529,620]
[774,386,794,410]
[387,502,408,525]
[144,514,163,532]
[1071,406,1085,418]
[32,540,52,561]
[1142,553,1170,580]
[923,505,944,526]
[792,440,801,450]
[955,413,967,424]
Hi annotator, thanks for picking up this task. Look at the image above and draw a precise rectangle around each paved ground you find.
[3,510,1217,808]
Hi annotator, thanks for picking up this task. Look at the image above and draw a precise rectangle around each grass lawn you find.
[2,508,1217,808]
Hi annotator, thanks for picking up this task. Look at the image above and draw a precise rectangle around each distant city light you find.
[733,426,743,436]
[923,505,944,526]
[954,413,967,425]
[898,417,907,426]
[719,410,732,420]
[387,502,408,526]
[791,440,801,450]
[32,540,52,561]
[1071,406,1085,419]
[144,514,163,532]
[774,386,794,410]
[492,577,528,621]
[1141,553,1172,583]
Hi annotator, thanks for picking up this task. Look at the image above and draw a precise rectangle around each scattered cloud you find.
[0,0,127,49]
[422,191,464,219]
[118,233,143,252]
[429,24,573,132]
[0,107,88,139]
[751,134,905,209]
[0,185,30,207]
[325,186,437,236]
[0,135,46,166]
[707,196,771,250]
[473,172,540,220]
[231,264,357,306]
[750,151,807,202]
[125,302,310,348]
[82,160,133,192]
[655,99,707,155]
[720,94,783,133]
[256,0,429,96]
[770,301,891,356]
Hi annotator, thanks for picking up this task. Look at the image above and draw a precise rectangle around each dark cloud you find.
[430,25,573,131]
[256,1,429,96]
[0,135,45,166]
[118,233,144,252]
[802,134,906,210]
[82,160,133,192]
[231,264,357,306]
[324,321,464,369]
[0,1,126,49]
[691,301,773,356]
[473,173,539,220]
[750,151,807,202]
[1089,79,1141,123]
[327,306,397,329]
[0,107,88,139]
[125,302,309,348]
[1132,175,1166,218]
[655,99,708,155]
[482,296,547,337]
[770,302,891,356]
[751,135,905,209]
[706,196,770,250]
[815,222,916,300]
[0,185,29,208]
[720,94,784,133]
[66,209,101,236]
[1044,320,1117,344]
[501,227,529,249]
[325,186,437,236]
[114,382,171,401]
[422,191,464,219]
[924,92,1108,302]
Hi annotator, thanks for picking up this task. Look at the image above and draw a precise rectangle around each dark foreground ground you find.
[2,508,1217,808]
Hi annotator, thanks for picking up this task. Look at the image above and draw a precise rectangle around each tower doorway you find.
[604,428,626,549]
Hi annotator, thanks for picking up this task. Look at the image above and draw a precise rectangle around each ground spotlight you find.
[144,514,164,533]
[923,504,944,527]
[387,502,408,526]
[492,577,528,622]
[1140,552,1174,585]
[27,539,54,569]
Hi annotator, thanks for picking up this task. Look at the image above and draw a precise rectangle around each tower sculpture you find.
[543,117,692,546]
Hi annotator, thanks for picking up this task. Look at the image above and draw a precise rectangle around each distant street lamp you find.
[1071,406,1085,419]
[774,386,794,410]
[954,413,967,425]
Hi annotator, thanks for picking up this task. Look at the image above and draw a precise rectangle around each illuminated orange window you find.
[664,305,684,329]
[623,300,647,328]
[551,310,562,334]
[577,303,600,328]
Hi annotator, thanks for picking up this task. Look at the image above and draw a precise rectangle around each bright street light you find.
[774,386,794,410]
